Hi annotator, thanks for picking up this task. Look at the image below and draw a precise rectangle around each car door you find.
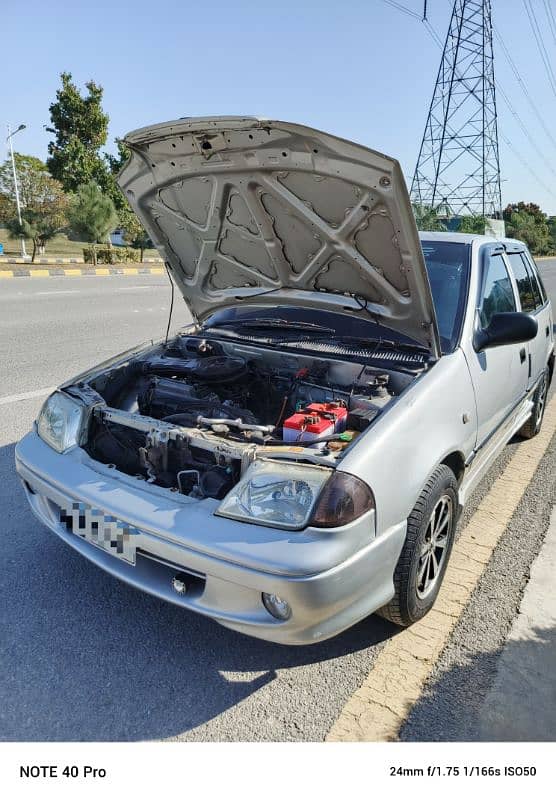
[505,248,553,386]
[465,245,529,447]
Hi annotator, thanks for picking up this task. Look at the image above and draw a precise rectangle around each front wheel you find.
[377,464,458,627]
[519,367,549,440]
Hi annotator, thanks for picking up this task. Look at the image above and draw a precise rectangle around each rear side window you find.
[506,252,537,312]
[479,254,516,327]
[522,251,547,304]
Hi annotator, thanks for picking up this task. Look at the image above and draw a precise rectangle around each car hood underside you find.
[118,116,440,357]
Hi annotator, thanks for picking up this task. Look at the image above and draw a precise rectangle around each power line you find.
[492,26,556,152]
[381,0,422,20]
[523,0,556,98]
[542,0,556,48]
[496,82,556,181]
[499,130,556,201]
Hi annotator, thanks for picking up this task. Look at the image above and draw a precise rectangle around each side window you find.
[522,251,547,305]
[506,252,536,312]
[479,254,516,327]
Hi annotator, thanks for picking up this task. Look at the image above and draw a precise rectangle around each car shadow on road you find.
[400,624,556,741]
[1,442,397,741]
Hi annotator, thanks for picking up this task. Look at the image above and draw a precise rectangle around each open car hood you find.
[119,116,440,357]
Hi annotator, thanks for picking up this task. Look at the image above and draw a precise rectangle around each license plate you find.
[60,502,139,565]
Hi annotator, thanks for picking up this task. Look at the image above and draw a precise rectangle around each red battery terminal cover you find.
[283,401,348,443]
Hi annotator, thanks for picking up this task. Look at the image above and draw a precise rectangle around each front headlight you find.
[216,460,375,530]
[37,392,86,453]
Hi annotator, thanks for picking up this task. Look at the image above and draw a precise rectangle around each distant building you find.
[110,228,126,246]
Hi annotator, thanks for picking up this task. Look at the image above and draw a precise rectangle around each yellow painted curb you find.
[121,268,139,275]
[0,271,13,278]
[63,269,82,276]
[29,270,50,277]
[327,394,556,742]
[150,268,164,274]
[94,268,111,276]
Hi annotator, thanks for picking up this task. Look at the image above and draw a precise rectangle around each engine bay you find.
[74,332,426,501]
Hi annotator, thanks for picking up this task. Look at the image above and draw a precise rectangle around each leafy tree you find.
[105,138,151,256]
[412,204,447,232]
[548,216,556,254]
[457,215,487,234]
[503,202,546,226]
[0,154,69,260]
[0,192,16,224]
[46,72,109,193]
[6,204,67,262]
[0,153,58,208]
[67,182,118,265]
[123,214,151,261]
[504,202,550,254]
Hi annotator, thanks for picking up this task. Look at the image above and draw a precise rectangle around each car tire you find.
[376,464,458,627]
[519,367,549,440]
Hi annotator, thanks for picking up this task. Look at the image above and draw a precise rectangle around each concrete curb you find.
[327,394,556,742]
[0,256,163,265]
[0,266,165,279]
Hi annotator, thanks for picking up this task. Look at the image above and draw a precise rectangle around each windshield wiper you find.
[328,334,429,355]
[207,318,335,334]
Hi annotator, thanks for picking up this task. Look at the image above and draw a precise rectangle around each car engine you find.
[78,333,425,500]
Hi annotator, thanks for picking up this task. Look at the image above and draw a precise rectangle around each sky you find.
[3,0,556,213]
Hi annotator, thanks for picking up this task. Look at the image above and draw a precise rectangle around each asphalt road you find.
[0,264,555,742]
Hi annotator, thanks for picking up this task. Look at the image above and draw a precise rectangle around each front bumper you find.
[15,431,406,644]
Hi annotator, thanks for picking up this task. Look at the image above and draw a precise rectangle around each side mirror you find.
[473,312,538,352]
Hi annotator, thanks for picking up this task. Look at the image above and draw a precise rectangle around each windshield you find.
[421,240,471,353]
[203,241,471,355]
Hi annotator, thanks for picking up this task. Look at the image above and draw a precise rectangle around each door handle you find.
[546,325,550,337]
[519,347,526,363]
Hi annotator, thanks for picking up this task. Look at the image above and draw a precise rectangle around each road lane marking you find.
[0,387,57,406]
[36,290,80,296]
[327,394,556,742]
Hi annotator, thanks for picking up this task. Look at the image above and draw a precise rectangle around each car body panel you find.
[16,431,407,644]
[119,116,441,357]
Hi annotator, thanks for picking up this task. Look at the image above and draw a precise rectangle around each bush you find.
[83,246,140,264]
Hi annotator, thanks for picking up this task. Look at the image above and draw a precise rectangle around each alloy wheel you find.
[416,494,453,599]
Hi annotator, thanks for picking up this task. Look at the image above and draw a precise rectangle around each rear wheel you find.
[519,367,549,440]
[377,465,458,627]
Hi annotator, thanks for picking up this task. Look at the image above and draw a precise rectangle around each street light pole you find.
[6,123,27,259]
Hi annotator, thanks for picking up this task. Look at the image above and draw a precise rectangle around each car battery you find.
[305,402,348,433]
[283,411,335,444]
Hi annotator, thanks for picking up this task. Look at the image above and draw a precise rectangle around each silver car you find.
[15,117,554,644]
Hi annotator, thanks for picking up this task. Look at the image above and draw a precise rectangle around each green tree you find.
[67,182,118,265]
[6,202,68,262]
[46,72,109,193]
[457,215,487,234]
[548,216,556,254]
[105,138,151,255]
[0,153,57,208]
[412,204,447,232]
[503,202,550,254]
[0,192,16,224]
[123,214,151,261]
[0,154,69,260]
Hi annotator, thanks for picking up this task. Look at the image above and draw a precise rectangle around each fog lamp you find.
[172,574,189,595]
[262,592,292,621]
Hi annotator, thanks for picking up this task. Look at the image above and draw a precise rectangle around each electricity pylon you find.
[411,0,502,218]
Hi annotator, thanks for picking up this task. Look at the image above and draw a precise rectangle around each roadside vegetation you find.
[0,70,555,265]
[413,202,556,255]
[0,72,154,264]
